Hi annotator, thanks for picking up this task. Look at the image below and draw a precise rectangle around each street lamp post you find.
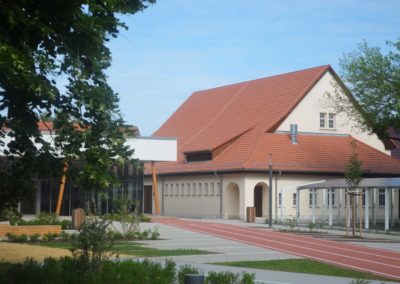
[269,154,273,228]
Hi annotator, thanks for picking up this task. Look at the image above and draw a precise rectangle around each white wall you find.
[276,71,389,154]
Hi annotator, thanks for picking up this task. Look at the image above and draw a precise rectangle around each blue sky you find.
[106,0,400,136]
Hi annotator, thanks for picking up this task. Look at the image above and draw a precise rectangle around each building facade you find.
[144,65,400,227]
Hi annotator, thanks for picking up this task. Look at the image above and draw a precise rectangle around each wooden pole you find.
[151,161,160,215]
[55,161,68,216]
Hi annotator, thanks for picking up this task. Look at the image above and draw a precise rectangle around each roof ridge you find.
[266,65,331,133]
[193,65,331,94]
[180,81,251,150]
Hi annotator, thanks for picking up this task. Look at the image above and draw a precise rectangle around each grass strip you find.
[213,259,392,281]
[33,241,213,257]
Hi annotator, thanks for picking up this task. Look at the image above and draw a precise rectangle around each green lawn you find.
[214,259,391,281]
[33,241,213,257]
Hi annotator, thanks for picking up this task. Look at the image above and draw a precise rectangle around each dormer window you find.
[320,112,336,129]
[185,151,212,162]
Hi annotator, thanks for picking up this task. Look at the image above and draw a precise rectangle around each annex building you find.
[144,65,400,227]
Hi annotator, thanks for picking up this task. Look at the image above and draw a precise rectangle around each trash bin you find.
[72,208,85,229]
[246,207,255,223]
[184,274,205,284]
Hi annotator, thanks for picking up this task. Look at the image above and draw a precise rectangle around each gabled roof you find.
[150,65,400,176]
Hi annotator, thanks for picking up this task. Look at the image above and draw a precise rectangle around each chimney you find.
[290,124,298,144]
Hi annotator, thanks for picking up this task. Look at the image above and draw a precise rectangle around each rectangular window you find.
[204,183,208,196]
[309,191,317,206]
[186,183,191,196]
[165,184,169,196]
[198,183,202,196]
[278,193,282,206]
[293,193,297,206]
[175,184,179,196]
[192,183,196,196]
[210,183,214,195]
[320,112,327,128]
[328,113,336,129]
[181,183,185,196]
[186,151,212,162]
[362,189,365,206]
[327,190,335,206]
[379,189,385,206]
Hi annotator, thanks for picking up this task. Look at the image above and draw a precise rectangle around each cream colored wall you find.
[144,175,221,218]
[144,173,397,223]
[276,71,388,154]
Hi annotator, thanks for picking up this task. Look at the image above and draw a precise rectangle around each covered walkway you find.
[296,178,400,231]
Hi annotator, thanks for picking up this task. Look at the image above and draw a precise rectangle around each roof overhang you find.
[297,178,400,190]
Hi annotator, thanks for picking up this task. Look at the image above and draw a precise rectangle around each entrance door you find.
[254,186,263,217]
[143,186,152,214]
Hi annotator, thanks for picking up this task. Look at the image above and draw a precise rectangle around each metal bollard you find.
[184,274,205,284]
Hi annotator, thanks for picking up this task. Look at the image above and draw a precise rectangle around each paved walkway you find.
[138,217,400,283]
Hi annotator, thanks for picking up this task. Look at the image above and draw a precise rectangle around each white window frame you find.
[292,193,297,206]
[320,112,327,128]
[328,113,336,129]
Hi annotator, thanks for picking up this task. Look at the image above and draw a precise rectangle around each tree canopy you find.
[0,0,155,211]
[337,39,400,139]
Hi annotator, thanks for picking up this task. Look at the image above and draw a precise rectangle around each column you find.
[391,188,395,227]
[322,189,326,224]
[280,188,284,221]
[328,188,333,226]
[338,188,343,225]
[385,188,389,231]
[312,189,316,223]
[365,188,369,229]
[296,189,300,221]
[372,188,376,226]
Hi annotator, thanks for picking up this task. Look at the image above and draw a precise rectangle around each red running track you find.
[155,219,400,281]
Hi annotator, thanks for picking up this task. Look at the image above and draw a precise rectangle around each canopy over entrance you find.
[297,178,400,190]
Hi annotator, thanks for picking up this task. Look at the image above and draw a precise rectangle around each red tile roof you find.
[149,66,400,176]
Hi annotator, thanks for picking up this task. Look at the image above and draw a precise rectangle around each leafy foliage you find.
[344,140,363,189]
[70,215,112,266]
[0,0,155,211]
[328,39,400,139]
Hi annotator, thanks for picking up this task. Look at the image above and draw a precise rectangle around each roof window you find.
[185,151,212,162]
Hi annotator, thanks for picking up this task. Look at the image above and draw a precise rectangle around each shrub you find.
[29,234,40,242]
[71,215,112,266]
[42,233,59,242]
[308,222,317,232]
[285,216,297,231]
[151,227,160,240]
[0,207,22,224]
[205,271,255,284]
[140,214,151,222]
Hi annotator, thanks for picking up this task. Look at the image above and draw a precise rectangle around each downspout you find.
[274,170,281,219]
[215,171,223,218]
[161,178,165,216]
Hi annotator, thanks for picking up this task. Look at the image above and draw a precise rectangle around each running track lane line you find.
[185,223,400,271]
[158,220,400,281]
[207,223,400,263]
[214,223,400,259]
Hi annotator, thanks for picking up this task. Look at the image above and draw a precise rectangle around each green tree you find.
[344,140,363,237]
[0,0,155,211]
[331,39,400,139]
